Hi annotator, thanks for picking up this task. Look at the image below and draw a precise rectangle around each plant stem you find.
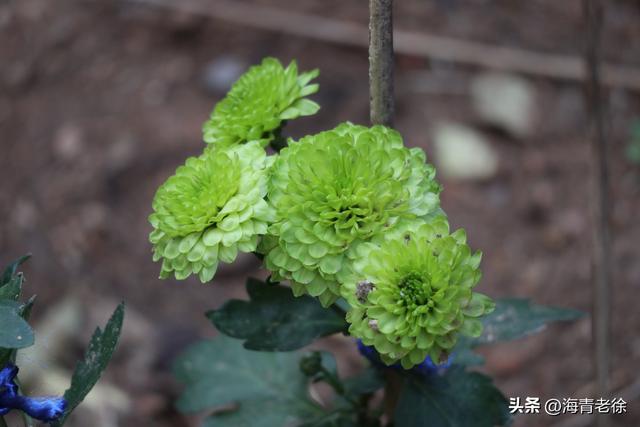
[369,0,394,126]
[383,370,402,421]
[318,365,359,407]
[584,3,611,427]
[13,377,34,427]
[370,0,397,421]
[21,412,34,427]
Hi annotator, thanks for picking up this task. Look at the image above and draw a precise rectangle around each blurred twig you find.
[125,0,640,91]
[583,2,612,427]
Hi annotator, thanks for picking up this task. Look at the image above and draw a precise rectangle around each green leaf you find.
[208,278,347,351]
[0,296,37,365]
[0,275,23,301]
[395,367,510,427]
[0,300,34,349]
[173,336,324,426]
[0,254,30,288]
[343,367,385,396]
[52,302,125,426]
[452,298,583,366]
[299,415,360,427]
[450,347,485,367]
[471,298,583,346]
[0,254,30,301]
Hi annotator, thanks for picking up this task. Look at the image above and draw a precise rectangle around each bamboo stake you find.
[584,1,612,427]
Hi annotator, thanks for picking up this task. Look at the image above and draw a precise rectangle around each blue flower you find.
[0,364,67,422]
[356,340,452,376]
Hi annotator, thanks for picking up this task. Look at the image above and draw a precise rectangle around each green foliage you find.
[395,367,510,427]
[342,367,385,397]
[173,336,326,426]
[0,301,34,349]
[208,278,347,351]
[0,256,124,425]
[298,351,383,427]
[52,302,125,426]
[0,255,30,301]
[0,256,34,364]
[150,56,584,427]
[203,57,319,148]
[453,298,583,366]
[470,298,583,346]
[175,337,385,427]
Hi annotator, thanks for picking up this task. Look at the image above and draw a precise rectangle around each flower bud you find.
[203,58,319,147]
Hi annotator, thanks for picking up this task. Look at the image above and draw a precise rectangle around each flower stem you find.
[21,413,34,427]
[13,377,34,427]
[318,365,359,408]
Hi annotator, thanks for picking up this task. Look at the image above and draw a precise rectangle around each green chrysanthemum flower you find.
[343,217,495,369]
[203,57,320,147]
[261,123,442,307]
[149,141,275,282]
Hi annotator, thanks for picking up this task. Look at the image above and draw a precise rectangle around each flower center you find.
[398,272,432,307]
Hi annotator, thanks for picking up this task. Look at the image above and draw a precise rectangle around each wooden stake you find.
[584,1,611,426]
[369,0,394,126]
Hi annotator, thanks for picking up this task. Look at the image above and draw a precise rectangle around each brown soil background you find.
[1,0,639,426]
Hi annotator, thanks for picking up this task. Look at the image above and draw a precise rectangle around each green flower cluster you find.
[343,218,495,368]
[202,58,320,147]
[149,142,274,282]
[150,57,318,283]
[261,123,441,307]
[149,56,495,369]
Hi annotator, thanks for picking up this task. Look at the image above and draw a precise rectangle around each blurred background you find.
[1,0,639,426]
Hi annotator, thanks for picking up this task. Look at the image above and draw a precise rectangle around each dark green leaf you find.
[18,295,36,321]
[471,298,583,346]
[299,414,359,427]
[343,367,385,396]
[173,336,324,426]
[0,274,23,301]
[0,301,34,349]
[395,367,510,427]
[450,347,485,367]
[52,302,125,426]
[0,296,37,365]
[208,278,347,351]
[0,254,30,288]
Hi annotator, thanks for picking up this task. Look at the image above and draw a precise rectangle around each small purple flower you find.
[0,363,67,422]
[356,340,452,376]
